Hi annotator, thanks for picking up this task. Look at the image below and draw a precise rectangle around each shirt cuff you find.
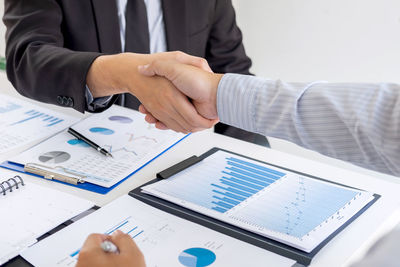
[85,85,113,112]
[216,74,258,132]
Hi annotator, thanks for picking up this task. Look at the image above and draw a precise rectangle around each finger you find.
[110,230,141,255]
[145,114,158,124]
[138,105,150,115]
[155,121,169,130]
[146,106,190,134]
[80,233,107,252]
[172,51,212,73]
[149,89,214,132]
[171,94,216,130]
[158,96,209,133]
[142,92,194,133]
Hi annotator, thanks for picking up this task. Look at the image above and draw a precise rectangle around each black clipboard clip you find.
[156,156,203,179]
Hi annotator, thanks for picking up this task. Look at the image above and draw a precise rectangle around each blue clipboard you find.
[0,134,190,194]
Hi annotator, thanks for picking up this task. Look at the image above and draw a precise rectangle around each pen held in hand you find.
[101,240,119,254]
[67,128,114,158]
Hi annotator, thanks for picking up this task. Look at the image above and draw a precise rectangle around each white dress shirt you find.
[217,74,400,177]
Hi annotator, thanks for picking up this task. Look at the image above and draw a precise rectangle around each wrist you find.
[108,53,156,96]
[86,55,127,98]
[209,73,223,117]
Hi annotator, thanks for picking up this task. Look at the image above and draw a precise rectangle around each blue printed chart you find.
[21,195,294,267]
[178,248,216,267]
[69,216,144,259]
[0,101,21,113]
[12,105,186,188]
[11,109,65,127]
[142,151,375,252]
[0,95,78,154]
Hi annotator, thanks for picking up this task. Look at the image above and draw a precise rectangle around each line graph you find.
[103,145,138,156]
[126,133,158,143]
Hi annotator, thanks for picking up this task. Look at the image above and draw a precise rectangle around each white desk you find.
[1,72,400,266]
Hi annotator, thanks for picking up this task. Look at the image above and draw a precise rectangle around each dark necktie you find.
[123,0,150,109]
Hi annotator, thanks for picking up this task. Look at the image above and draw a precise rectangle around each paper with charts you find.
[9,105,186,187]
[21,195,296,267]
[141,150,376,252]
[0,171,93,265]
[0,94,78,155]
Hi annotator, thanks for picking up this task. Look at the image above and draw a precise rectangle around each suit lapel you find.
[91,0,122,53]
[161,0,188,52]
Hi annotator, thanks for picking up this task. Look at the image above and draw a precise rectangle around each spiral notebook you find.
[0,171,94,265]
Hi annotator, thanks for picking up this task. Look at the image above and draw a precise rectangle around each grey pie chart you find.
[38,151,71,164]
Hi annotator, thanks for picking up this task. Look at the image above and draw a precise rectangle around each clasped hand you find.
[136,52,223,132]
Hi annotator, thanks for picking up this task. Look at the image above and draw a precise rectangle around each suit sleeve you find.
[3,0,104,113]
[206,0,252,75]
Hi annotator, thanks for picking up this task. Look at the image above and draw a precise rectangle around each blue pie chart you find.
[178,248,216,267]
[109,115,133,124]
[89,127,115,135]
[67,139,90,147]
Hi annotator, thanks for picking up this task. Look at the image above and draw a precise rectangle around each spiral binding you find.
[0,175,25,196]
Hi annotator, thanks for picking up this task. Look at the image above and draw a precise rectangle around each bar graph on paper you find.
[142,150,375,252]
[0,95,78,154]
[69,216,144,259]
[11,109,65,127]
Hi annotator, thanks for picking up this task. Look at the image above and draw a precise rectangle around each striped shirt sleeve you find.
[217,73,400,176]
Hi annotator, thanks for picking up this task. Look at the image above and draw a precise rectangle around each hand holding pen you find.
[76,230,145,267]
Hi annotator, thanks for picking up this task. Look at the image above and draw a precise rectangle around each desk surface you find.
[1,72,400,267]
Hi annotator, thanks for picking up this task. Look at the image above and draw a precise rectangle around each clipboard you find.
[0,134,190,194]
[129,147,380,265]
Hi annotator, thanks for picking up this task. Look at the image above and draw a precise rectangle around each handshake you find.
[134,52,224,134]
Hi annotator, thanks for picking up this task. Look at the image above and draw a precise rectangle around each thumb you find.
[110,230,142,255]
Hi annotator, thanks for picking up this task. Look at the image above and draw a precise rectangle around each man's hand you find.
[137,58,223,130]
[76,230,146,267]
[86,51,216,133]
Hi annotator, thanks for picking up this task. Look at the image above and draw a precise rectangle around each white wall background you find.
[232,0,400,83]
[0,0,398,180]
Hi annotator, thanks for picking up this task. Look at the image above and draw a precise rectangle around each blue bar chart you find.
[0,95,77,154]
[211,157,285,213]
[69,216,144,258]
[147,153,287,214]
[11,109,64,127]
[143,150,374,251]
[0,101,21,113]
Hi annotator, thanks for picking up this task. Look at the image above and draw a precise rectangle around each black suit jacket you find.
[3,0,251,112]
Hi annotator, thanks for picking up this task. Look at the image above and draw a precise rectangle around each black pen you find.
[67,127,113,158]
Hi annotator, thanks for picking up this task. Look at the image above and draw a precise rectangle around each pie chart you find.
[67,139,90,147]
[89,127,115,135]
[109,115,133,124]
[178,248,216,267]
[38,151,71,164]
